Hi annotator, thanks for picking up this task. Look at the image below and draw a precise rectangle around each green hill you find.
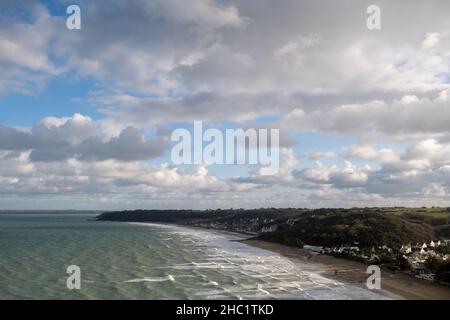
[256,211,435,248]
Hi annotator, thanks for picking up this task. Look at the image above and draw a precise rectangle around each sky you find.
[1,0,450,210]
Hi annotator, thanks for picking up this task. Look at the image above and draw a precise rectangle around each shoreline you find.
[105,220,450,299]
[242,239,450,300]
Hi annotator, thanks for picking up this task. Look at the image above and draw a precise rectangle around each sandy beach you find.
[243,239,450,300]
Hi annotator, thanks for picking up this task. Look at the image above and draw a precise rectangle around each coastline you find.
[242,239,450,300]
[104,220,450,299]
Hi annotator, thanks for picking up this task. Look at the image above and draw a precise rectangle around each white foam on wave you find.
[131,222,402,299]
[124,275,175,283]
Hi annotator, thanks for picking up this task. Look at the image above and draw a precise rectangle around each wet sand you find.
[243,239,450,300]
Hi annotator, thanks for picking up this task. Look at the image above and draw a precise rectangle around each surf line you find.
[176,304,210,318]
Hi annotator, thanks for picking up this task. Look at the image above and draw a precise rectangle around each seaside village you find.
[399,241,450,281]
[306,240,450,283]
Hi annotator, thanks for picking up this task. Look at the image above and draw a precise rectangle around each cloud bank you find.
[0,0,450,209]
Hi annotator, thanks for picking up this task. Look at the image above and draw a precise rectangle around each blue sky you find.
[1,0,450,209]
[1,78,98,126]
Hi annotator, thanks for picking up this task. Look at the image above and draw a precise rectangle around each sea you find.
[0,212,399,299]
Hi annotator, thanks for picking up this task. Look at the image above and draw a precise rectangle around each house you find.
[400,245,412,254]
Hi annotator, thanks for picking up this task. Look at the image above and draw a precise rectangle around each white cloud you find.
[0,114,168,162]
[0,3,64,94]
[343,144,400,163]
[282,90,450,137]
[422,32,441,49]
[296,161,371,188]
[403,139,450,162]
[2,1,450,208]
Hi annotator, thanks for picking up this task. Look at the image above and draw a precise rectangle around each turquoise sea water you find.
[0,212,398,299]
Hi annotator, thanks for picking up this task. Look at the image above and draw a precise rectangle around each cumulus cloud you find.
[0,114,168,162]
[422,32,441,49]
[343,144,400,163]
[282,90,450,137]
[0,153,231,197]
[402,139,450,162]
[295,161,371,188]
[294,139,450,200]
